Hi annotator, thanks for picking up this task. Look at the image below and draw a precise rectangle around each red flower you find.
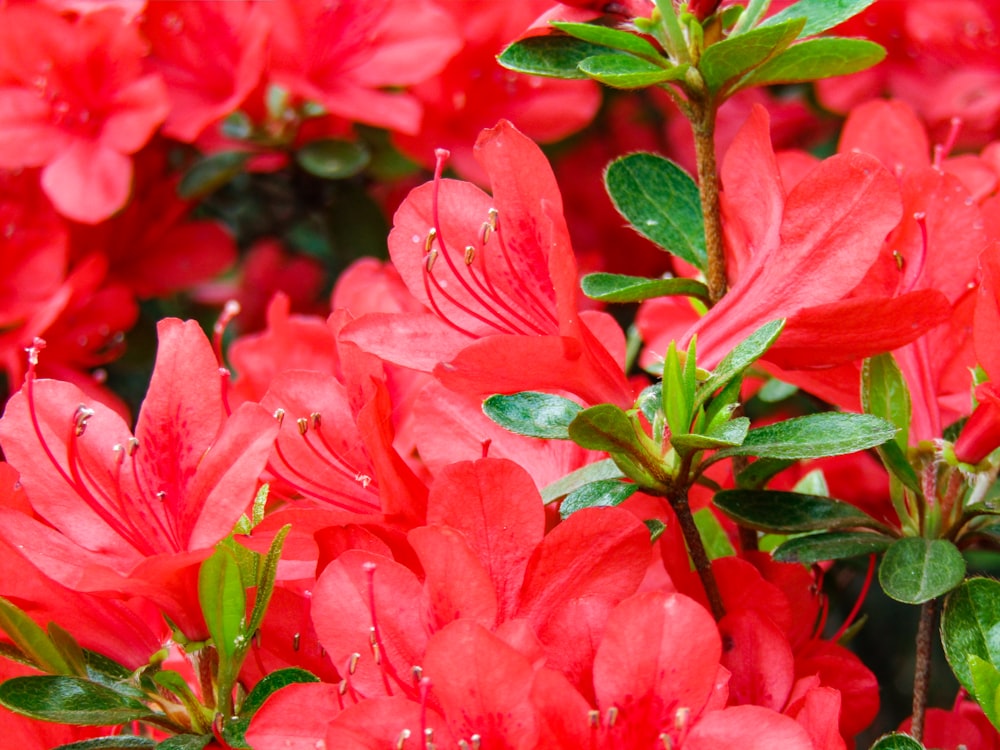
[0,4,169,222]
[344,120,633,407]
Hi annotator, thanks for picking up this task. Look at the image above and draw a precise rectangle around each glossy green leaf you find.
[694,319,785,412]
[714,489,887,533]
[578,53,685,88]
[662,339,696,439]
[644,519,666,543]
[735,458,795,489]
[198,546,247,661]
[483,392,582,439]
[551,21,663,59]
[694,507,736,559]
[862,354,911,451]
[540,459,624,503]
[53,739,156,750]
[560,479,638,519]
[47,624,85,677]
[296,139,370,180]
[875,438,922,495]
[879,537,966,604]
[498,36,614,79]
[742,37,886,88]
[942,578,1000,696]
[153,670,209,732]
[792,468,829,497]
[0,597,73,675]
[713,412,897,461]
[968,654,1000,732]
[772,530,893,564]
[223,668,321,748]
[581,273,709,303]
[671,417,749,453]
[568,404,643,454]
[0,676,152,725]
[700,18,804,93]
[760,0,878,37]
[178,152,249,199]
[757,378,798,403]
[604,153,706,270]
[157,737,212,750]
[867,734,925,750]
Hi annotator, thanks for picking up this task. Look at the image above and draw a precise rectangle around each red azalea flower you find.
[261,0,461,136]
[0,319,277,635]
[343,120,633,407]
[0,4,169,222]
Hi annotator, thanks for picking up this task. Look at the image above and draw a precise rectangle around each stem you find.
[690,98,726,304]
[673,491,726,620]
[912,598,938,744]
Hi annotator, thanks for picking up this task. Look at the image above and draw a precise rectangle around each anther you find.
[349,652,361,675]
[588,710,601,728]
[311,412,322,429]
[338,679,348,696]
[273,408,285,426]
[293,633,301,652]
[73,405,95,437]
[674,707,690,730]
[471,735,481,750]
[411,665,423,684]
[424,728,434,744]
[355,473,372,488]
[395,729,411,749]
[607,706,619,727]
[126,437,139,456]
[156,491,167,502]
[659,734,674,750]
[426,247,438,272]
[26,337,46,366]
[464,245,475,264]
[297,417,309,435]
[424,227,437,254]
[112,444,124,464]
[892,250,905,270]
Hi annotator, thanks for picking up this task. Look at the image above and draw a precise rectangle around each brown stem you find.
[690,99,726,304]
[673,492,726,620]
[912,598,938,743]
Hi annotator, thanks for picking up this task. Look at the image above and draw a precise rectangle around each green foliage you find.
[0,597,75,675]
[497,36,613,79]
[604,153,707,270]
[0,676,153,726]
[578,54,687,88]
[580,273,709,304]
[550,21,663,59]
[223,668,321,748]
[713,489,889,533]
[482,392,582,439]
[178,152,249,199]
[693,508,736,559]
[693,320,784,412]
[772,530,893,564]
[295,139,370,179]
[968,654,1000,732]
[560,479,638,519]
[742,37,886,87]
[942,578,1000,700]
[52,739,156,750]
[540,459,625,504]
[760,0,879,37]
[879,538,966,604]
[866,734,926,750]
[198,546,246,662]
[699,18,804,94]
[712,412,897,461]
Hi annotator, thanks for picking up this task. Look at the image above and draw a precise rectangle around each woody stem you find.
[672,490,726,621]
[912,597,937,743]
[691,98,726,304]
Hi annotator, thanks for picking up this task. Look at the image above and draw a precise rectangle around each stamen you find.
[932,116,963,170]
[588,710,601,728]
[273,408,285,426]
[659,734,674,749]
[73,405,95,437]
[349,652,361,675]
[831,554,876,642]
[297,417,309,435]
[213,299,242,367]
[411,666,423,684]
[424,228,437,254]
[293,633,300,652]
[395,729,411,749]
[606,707,619,727]
[311,412,322,429]
[464,245,475,264]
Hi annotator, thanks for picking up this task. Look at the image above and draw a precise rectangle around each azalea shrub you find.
[4,1,1000,749]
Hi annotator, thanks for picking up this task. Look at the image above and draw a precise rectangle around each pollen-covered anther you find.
[674,707,690,731]
[26,337,46,366]
[273,408,285,426]
[588,709,601,728]
[425,247,439,272]
[424,227,437,254]
[424,728,434,744]
[297,417,309,435]
[659,733,675,749]
[338,679,348,696]
[112,444,124,465]
[480,208,498,245]
[892,250,905,271]
[395,728,411,749]
[73,405,95,437]
[470,735,482,750]
[349,652,361,675]
[126,437,139,456]
[464,245,475,265]
[411,665,423,683]
[292,633,301,652]
[310,412,322,429]
[607,706,619,727]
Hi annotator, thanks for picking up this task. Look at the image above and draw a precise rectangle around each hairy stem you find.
[912,598,938,743]
[691,99,726,304]
[673,491,726,620]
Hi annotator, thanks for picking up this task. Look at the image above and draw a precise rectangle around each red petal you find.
[245,682,343,750]
[684,705,815,749]
[41,140,133,223]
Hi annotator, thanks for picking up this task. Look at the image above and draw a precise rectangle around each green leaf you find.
[52,739,156,750]
[578,53,686,88]
[198,546,247,661]
[497,35,615,79]
[560,479,638,519]
[0,597,73,675]
[296,139,370,180]
[178,152,249,199]
[540,459,624,503]
[644,519,666,543]
[580,273,709,304]
[693,507,736,559]
[700,18,804,93]
[968,654,1000,732]
[876,438,922,495]
[604,153,706,270]
[671,417,749,453]
[742,37,886,88]
[156,737,213,750]
[0,676,152,725]
[483,392,582,440]
[713,412,897,461]
[735,458,795,489]
[757,378,798,403]
[694,319,785,412]
[760,0,878,37]
[867,734,925,750]
[862,354,911,451]
[942,578,1000,696]
[223,668,321,749]
[568,404,644,454]
[772,530,893,564]
[551,21,663,60]
[792,468,828,497]
[713,489,888,533]
[879,538,966,604]
[246,525,291,639]
[662,339,696,439]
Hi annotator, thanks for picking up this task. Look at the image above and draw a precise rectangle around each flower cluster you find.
[2,2,1000,750]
